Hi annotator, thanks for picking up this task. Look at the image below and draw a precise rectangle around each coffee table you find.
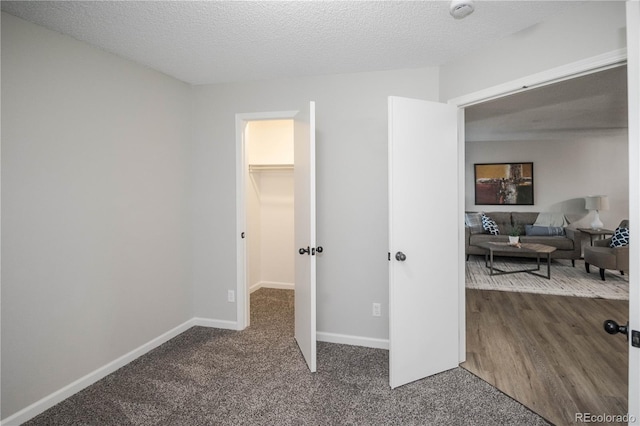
[477,242,557,279]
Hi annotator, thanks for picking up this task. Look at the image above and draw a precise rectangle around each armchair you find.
[584,220,629,281]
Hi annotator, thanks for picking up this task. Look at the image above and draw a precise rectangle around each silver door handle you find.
[395,251,406,261]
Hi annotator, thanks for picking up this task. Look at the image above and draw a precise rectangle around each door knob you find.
[316,246,323,253]
[604,319,628,337]
[395,251,406,261]
[299,247,310,255]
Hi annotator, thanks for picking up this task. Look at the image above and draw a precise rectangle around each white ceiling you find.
[2,0,588,86]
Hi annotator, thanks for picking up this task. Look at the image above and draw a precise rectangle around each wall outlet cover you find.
[372,303,381,317]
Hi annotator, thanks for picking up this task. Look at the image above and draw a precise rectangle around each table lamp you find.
[584,195,609,230]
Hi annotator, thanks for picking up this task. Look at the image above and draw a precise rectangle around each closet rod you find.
[248,164,294,172]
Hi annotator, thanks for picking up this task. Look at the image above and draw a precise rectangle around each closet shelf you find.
[249,164,294,172]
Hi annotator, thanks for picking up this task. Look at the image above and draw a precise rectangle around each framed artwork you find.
[474,162,534,205]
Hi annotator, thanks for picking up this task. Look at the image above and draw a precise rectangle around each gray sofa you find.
[465,211,582,265]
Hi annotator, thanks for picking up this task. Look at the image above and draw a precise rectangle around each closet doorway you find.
[236,104,316,370]
[245,119,295,315]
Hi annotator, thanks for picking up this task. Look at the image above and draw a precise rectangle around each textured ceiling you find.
[2,1,626,137]
[465,65,628,141]
[1,1,587,85]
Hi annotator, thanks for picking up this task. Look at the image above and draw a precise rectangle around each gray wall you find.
[1,13,193,418]
[190,69,440,339]
[0,0,630,420]
[465,131,629,228]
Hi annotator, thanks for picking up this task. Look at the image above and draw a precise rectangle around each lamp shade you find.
[585,195,610,211]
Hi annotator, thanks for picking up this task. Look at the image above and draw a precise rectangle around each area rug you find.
[465,255,629,300]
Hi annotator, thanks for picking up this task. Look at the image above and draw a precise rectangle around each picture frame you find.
[474,162,534,205]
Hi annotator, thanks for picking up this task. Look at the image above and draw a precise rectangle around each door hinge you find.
[241,232,245,239]
[388,252,391,261]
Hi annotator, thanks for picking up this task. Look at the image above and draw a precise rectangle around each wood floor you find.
[463,289,628,426]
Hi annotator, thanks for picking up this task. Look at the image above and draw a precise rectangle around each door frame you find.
[447,48,628,364]
[235,110,298,330]
[625,1,639,420]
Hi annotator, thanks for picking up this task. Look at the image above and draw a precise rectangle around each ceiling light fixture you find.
[450,0,475,19]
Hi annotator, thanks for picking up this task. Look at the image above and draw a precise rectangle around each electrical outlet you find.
[372,303,381,317]
[228,290,235,303]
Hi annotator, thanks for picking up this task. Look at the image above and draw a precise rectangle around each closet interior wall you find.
[246,120,295,293]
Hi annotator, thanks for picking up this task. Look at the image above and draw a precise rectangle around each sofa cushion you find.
[511,212,538,235]
[465,212,484,234]
[524,225,566,236]
[484,212,511,234]
[534,212,569,227]
[482,213,500,235]
[610,226,629,247]
[512,212,539,227]
[469,234,510,245]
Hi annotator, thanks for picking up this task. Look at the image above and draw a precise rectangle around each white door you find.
[294,101,317,372]
[388,96,459,388]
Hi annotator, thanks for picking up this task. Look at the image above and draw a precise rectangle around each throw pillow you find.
[609,227,629,248]
[465,212,484,234]
[524,225,566,236]
[481,213,500,235]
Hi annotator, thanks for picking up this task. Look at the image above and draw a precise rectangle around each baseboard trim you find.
[192,317,240,330]
[0,318,197,426]
[250,281,295,293]
[317,331,389,350]
[1,316,241,426]
[2,321,383,425]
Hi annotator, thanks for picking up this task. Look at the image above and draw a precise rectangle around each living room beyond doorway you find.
[461,64,630,425]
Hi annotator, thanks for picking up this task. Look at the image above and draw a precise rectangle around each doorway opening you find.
[458,63,629,424]
[244,119,295,323]
[235,103,316,371]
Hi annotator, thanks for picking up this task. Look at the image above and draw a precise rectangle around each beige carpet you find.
[465,255,629,300]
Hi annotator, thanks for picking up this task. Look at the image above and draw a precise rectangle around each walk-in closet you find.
[245,119,295,294]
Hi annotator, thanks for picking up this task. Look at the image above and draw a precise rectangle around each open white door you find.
[294,101,317,372]
[388,96,459,388]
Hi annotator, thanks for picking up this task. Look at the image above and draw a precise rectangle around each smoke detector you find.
[450,0,475,19]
